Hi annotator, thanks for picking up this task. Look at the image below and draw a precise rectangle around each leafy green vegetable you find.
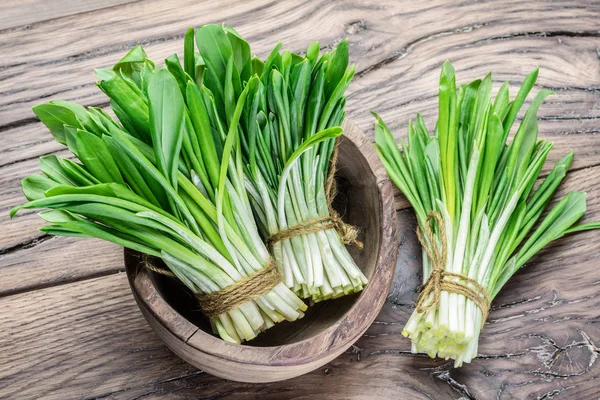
[374,62,599,367]
[13,26,339,343]
[224,34,367,301]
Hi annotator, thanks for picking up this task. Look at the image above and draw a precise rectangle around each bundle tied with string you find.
[267,139,364,250]
[139,255,281,317]
[415,212,491,325]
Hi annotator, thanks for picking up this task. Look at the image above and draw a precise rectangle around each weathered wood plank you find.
[1,0,599,128]
[0,152,70,250]
[1,0,599,398]
[349,34,600,138]
[0,122,63,169]
[0,0,138,30]
[0,203,598,399]
[0,237,122,296]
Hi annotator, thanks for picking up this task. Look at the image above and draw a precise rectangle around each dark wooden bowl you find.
[124,120,398,383]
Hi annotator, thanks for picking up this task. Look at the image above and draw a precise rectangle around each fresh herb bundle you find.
[235,39,368,301]
[95,25,366,302]
[12,26,354,343]
[373,61,600,366]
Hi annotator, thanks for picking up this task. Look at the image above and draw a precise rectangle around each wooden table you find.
[1,1,599,398]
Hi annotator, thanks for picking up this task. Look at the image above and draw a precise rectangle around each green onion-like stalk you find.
[192,27,367,301]
[12,26,316,343]
[374,62,600,366]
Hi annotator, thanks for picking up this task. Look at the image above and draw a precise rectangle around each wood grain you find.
[0,0,137,30]
[1,0,600,398]
[1,208,598,399]
[0,237,122,296]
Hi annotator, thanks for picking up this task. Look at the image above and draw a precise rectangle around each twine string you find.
[196,259,280,317]
[267,138,364,249]
[139,254,176,278]
[415,212,491,325]
[139,255,281,317]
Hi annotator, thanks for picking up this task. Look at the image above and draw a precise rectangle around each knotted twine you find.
[415,212,491,325]
[266,139,364,250]
[139,254,281,317]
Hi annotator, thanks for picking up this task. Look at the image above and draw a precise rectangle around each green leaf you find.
[285,127,343,169]
[64,125,80,156]
[565,222,600,234]
[194,53,206,88]
[475,114,504,214]
[165,53,189,97]
[40,155,78,185]
[187,82,220,188]
[148,68,186,187]
[183,27,196,79]
[304,66,325,138]
[260,42,282,86]
[105,122,200,234]
[251,56,264,77]
[195,24,233,81]
[103,135,161,206]
[41,214,162,258]
[59,158,101,186]
[438,60,458,222]
[502,68,539,142]
[223,25,252,83]
[76,130,125,184]
[112,45,155,93]
[97,70,151,139]
[21,174,57,201]
[324,39,349,99]
[217,76,257,200]
[517,191,587,266]
[33,103,82,144]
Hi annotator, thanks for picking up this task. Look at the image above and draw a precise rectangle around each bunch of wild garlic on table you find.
[374,61,599,366]
[12,25,366,343]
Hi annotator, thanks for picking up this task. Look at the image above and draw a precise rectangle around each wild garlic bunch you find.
[374,61,599,366]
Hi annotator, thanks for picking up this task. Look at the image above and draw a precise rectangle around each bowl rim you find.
[126,119,398,367]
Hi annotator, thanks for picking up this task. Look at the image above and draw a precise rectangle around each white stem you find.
[477,191,520,285]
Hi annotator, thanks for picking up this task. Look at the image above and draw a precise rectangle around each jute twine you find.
[415,212,491,325]
[267,139,364,250]
[139,254,281,317]
[139,254,176,278]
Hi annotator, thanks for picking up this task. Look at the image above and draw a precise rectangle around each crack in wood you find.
[0,117,39,133]
[538,85,600,94]
[537,386,575,400]
[538,115,600,121]
[346,19,367,35]
[345,344,362,361]
[432,370,478,400]
[356,22,491,78]
[475,351,529,360]
[0,234,52,255]
[0,82,96,107]
[0,267,126,298]
[490,295,542,311]
[0,148,57,169]
[468,30,600,48]
[369,349,420,357]
[0,0,145,35]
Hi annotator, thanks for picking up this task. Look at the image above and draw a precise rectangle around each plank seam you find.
[0,267,125,298]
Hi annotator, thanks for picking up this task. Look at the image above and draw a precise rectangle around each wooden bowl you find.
[124,120,398,383]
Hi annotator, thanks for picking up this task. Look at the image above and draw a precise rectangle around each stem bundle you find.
[374,62,600,366]
[12,25,370,343]
[237,38,367,301]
